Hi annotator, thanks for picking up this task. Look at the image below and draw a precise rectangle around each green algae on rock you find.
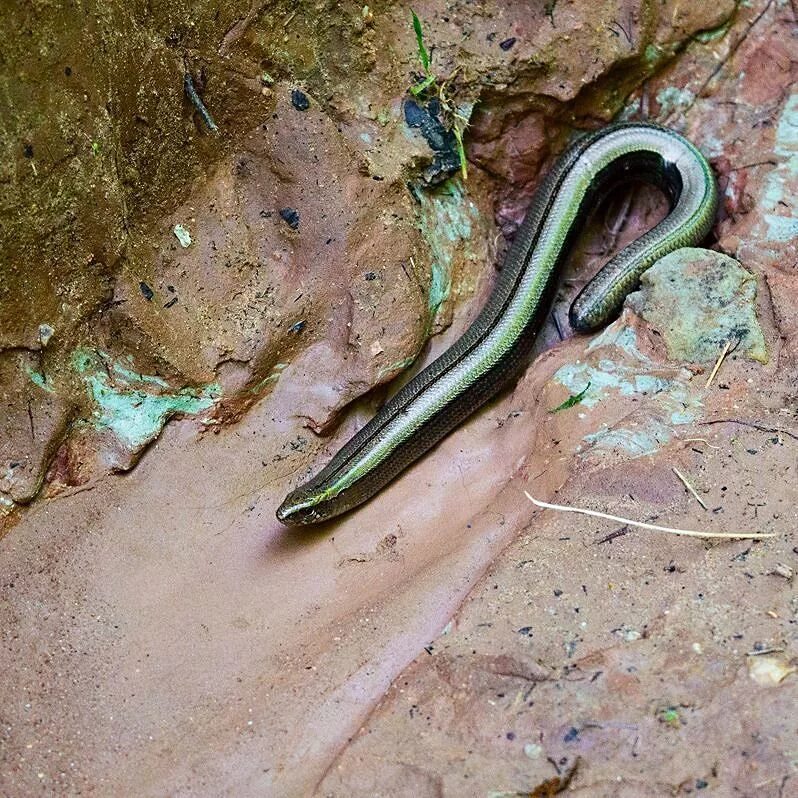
[72,349,219,451]
[415,178,481,329]
[553,322,704,458]
[626,247,768,363]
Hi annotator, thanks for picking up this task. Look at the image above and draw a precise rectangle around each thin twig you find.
[682,437,721,450]
[595,526,630,545]
[747,647,785,657]
[525,492,775,540]
[689,0,774,107]
[726,159,777,173]
[704,339,732,390]
[672,466,707,510]
[551,311,564,341]
[700,419,798,441]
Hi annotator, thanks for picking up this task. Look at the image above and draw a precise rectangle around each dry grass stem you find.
[672,466,708,510]
[704,339,732,390]
[682,437,721,450]
[525,492,776,540]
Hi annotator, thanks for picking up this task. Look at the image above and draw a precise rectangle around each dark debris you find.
[403,98,460,185]
[139,281,154,301]
[291,89,310,111]
[279,207,300,230]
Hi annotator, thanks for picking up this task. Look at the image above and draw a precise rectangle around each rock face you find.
[2,0,798,797]
[0,0,739,514]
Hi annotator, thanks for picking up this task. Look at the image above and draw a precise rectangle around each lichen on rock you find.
[626,247,768,363]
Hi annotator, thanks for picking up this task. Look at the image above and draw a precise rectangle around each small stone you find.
[291,89,310,111]
[614,625,641,642]
[627,248,768,363]
[173,224,192,247]
[38,324,54,347]
[748,654,796,686]
[524,743,543,758]
[770,563,794,580]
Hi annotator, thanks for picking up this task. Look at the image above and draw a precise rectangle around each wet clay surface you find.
[1,0,797,796]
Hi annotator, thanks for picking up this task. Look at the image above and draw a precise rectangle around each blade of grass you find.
[453,125,467,179]
[412,11,431,73]
[409,74,437,96]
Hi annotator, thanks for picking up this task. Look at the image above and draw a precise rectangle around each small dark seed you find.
[139,281,154,301]
[163,296,178,309]
[23,143,34,158]
[499,37,517,51]
[64,66,72,76]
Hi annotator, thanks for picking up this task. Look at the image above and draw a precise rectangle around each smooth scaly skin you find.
[277,123,718,525]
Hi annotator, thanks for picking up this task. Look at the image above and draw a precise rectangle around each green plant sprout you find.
[410,11,436,96]
[549,382,591,413]
[409,10,470,179]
